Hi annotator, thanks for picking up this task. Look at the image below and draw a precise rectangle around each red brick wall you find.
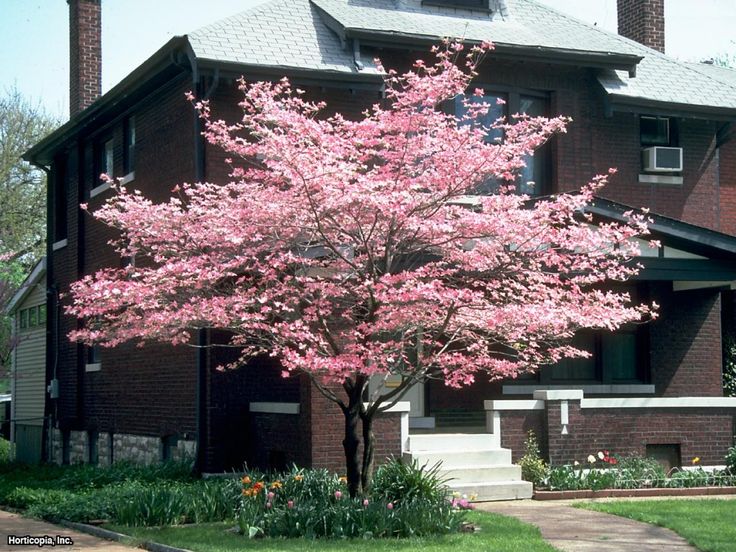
[720,137,736,235]
[649,286,723,397]
[499,410,548,462]
[49,47,732,469]
[53,75,199,439]
[545,401,734,465]
[617,0,665,53]
[303,381,402,474]
[69,0,101,116]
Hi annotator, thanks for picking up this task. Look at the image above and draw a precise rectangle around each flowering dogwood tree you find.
[68,43,654,496]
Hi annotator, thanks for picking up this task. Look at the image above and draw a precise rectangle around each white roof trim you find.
[5,258,47,315]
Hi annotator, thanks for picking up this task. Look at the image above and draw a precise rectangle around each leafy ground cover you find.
[108,511,558,552]
[577,499,736,552]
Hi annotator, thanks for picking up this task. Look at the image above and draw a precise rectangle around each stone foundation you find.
[49,428,195,466]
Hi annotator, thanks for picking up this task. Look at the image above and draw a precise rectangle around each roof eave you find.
[195,58,385,87]
[24,36,192,167]
[606,93,736,122]
[343,28,642,73]
[585,197,736,259]
[5,258,47,315]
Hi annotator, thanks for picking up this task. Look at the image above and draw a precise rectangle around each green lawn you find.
[108,511,558,552]
[576,499,736,552]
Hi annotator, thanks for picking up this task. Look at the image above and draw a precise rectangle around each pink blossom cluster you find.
[67,42,655,397]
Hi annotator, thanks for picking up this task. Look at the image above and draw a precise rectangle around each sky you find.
[0,0,734,121]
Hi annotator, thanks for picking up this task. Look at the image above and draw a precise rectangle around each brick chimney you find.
[69,0,102,117]
[617,0,665,53]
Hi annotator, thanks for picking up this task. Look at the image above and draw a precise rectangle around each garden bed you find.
[534,486,736,500]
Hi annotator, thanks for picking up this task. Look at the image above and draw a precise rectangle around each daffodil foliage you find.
[67,42,654,494]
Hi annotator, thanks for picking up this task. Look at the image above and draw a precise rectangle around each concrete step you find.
[404,448,512,468]
[440,464,523,484]
[450,480,533,501]
[407,433,497,452]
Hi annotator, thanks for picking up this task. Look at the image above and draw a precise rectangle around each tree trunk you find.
[360,410,376,494]
[342,401,362,498]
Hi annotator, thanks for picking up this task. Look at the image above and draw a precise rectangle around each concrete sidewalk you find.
[0,510,136,552]
[478,499,698,552]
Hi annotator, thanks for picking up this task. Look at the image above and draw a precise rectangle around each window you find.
[53,156,68,242]
[88,431,99,465]
[38,304,46,324]
[161,434,178,462]
[454,90,550,196]
[86,345,102,372]
[19,309,28,329]
[123,116,135,175]
[640,116,677,147]
[422,0,489,8]
[87,345,101,365]
[28,307,37,327]
[94,137,114,187]
[549,327,645,383]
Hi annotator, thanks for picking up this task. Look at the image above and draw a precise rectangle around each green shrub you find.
[371,458,449,504]
[726,445,736,474]
[236,461,464,539]
[665,468,710,488]
[722,334,736,397]
[518,431,548,488]
[614,455,666,488]
[237,494,464,539]
[0,438,10,463]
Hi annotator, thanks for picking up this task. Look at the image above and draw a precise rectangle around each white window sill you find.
[121,171,135,185]
[90,182,111,198]
[639,174,683,185]
[503,384,656,395]
[52,239,68,251]
[90,172,135,199]
[85,363,101,373]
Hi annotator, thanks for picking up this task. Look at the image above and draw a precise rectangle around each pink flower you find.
[334,491,342,500]
[267,491,275,500]
[287,500,294,509]
[266,502,272,509]
[362,499,369,507]
[387,502,394,510]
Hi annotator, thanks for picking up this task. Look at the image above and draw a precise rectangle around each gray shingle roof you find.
[186,0,736,114]
[188,0,356,74]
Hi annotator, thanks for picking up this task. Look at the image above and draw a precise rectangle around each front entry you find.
[369,376,435,429]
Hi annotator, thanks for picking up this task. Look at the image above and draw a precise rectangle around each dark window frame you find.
[452,86,552,196]
[87,345,101,365]
[53,155,68,242]
[422,0,490,10]
[640,115,679,147]
[88,430,99,465]
[123,116,135,175]
[93,136,114,192]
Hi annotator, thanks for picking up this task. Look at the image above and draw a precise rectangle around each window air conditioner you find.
[642,146,683,172]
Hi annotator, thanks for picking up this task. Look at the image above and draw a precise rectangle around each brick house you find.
[23,0,736,498]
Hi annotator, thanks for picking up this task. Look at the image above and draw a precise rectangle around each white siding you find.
[12,282,46,428]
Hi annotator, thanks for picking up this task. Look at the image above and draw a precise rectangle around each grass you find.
[108,511,558,552]
[577,499,736,552]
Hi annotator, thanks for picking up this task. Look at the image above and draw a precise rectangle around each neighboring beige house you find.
[6,259,47,463]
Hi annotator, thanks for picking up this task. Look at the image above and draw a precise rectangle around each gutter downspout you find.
[183,44,219,474]
[37,164,55,463]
